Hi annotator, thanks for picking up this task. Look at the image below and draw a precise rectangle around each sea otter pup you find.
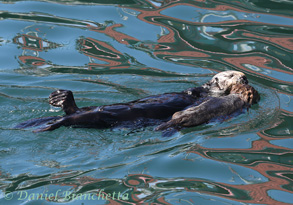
[16,71,255,132]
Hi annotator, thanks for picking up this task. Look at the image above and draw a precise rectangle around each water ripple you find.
[0,0,292,204]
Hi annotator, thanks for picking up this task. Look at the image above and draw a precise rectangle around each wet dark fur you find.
[17,88,205,132]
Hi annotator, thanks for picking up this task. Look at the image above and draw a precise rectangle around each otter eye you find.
[215,77,219,82]
[230,74,234,78]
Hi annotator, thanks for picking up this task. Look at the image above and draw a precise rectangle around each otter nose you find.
[241,76,248,84]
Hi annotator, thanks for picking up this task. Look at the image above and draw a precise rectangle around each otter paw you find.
[49,89,73,108]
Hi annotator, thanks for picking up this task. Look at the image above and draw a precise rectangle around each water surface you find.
[0,0,292,204]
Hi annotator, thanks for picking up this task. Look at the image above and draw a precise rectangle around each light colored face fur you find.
[203,71,248,95]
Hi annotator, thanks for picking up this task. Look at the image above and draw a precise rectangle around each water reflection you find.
[0,0,292,204]
[2,171,292,204]
[77,37,129,68]
[129,2,293,93]
[13,30,60,68]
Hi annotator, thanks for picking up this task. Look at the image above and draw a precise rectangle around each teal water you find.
[0,0,292,204]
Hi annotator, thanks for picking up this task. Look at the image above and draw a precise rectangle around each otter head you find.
[202,71,248,95]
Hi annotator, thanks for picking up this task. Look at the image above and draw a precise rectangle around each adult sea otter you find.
[156,83,259,131]
[16,71,259,132]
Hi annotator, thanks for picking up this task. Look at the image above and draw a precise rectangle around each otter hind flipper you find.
[49,90,79,115]
[15,116,62,129]
[33,119,64,132]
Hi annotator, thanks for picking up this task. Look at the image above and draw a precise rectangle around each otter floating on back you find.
[16,71,260,133]
[155,83,259,131]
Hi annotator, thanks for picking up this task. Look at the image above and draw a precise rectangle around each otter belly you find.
[96,93,197,122]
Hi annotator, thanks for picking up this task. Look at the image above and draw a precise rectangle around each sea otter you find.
[155,83,260,131]
[16,71,257,132]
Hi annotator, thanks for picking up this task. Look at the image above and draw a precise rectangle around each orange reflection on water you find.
[13,33,60,68]
[187,139,292,205]
[223,56,292,82]
[78,37,129,68]
[242,32,293,51]
[89,23,139,45]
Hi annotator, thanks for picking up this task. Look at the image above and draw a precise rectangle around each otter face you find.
[203,71,248,95]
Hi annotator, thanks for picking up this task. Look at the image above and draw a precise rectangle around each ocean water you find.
[0,0,292,204]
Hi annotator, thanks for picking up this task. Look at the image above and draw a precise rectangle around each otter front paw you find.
[49,90,72,107]
[49,89,79,115]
